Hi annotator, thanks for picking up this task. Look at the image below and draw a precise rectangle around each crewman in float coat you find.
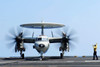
[93,43,98,60]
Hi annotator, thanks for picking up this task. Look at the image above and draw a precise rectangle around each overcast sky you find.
[0,0,100,57]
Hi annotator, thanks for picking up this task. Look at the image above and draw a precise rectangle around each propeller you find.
[56,27,77,51]
[7,27,26,52]
[63,27,77,43]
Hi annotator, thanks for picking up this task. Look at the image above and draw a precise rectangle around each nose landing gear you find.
[40,52,44,61]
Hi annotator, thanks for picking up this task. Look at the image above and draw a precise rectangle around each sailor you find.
[93,43,98,60]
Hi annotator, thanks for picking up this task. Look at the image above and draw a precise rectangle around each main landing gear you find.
[20,50,24,59]
[60,51,64,59]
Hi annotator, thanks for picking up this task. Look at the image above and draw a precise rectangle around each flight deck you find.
[0,56,100,67]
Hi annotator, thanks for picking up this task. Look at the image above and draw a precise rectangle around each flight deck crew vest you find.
[94,44,97,51]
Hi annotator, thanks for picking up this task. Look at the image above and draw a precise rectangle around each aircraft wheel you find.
[60,53,63,59]
[40,56,43,61]
[40,58,43,61]
[21,54,24,59]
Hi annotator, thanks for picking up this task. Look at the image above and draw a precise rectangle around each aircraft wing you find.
[23,38,35,43]
[49,37,62,43]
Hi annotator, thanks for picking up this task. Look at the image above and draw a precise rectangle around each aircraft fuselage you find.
[34,35,49,54]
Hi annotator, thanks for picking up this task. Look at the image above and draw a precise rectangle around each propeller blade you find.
[6,41,16,49]
[17,26,30,37]
[69,36,78,42]
[55,26,77,52]
[7,27,26,52]
[68,42,75,51]
[68,30,76,38]
[17,26,23,35]
[9,28,17,37]
[6,35,15,41]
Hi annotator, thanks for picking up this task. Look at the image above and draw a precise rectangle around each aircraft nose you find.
[39,44,45,48]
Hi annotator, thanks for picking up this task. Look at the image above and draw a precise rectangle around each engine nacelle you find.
[17,41,25,52]
[59,42,69,52]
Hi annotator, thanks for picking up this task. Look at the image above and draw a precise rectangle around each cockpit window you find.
[38,38,42,40]
[42,38,48,41]
[36,38,48,41]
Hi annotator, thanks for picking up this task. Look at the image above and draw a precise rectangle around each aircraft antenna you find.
[32,30,34,38]
[41,20,44,35]
[51,30,54,37]
[41,25,44,35]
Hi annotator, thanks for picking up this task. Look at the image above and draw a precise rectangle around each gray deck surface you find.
[0,56,100,67]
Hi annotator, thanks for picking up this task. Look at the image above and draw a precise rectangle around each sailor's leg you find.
[96,52,98,60]
[96,55,98,60]
[93,51,95,60]
[93,54,95,60]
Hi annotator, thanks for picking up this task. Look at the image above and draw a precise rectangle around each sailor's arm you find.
[96,43,97,48]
